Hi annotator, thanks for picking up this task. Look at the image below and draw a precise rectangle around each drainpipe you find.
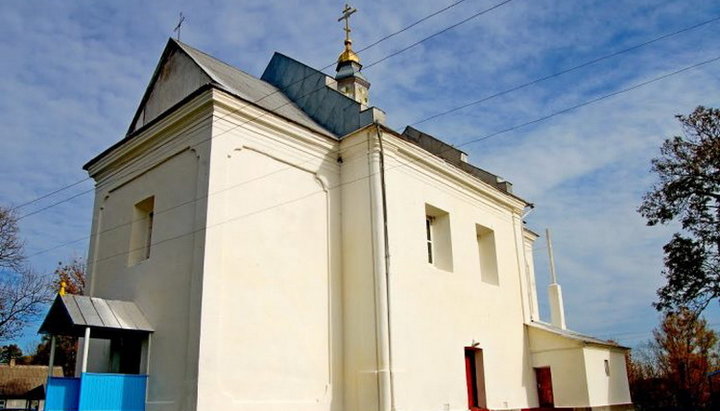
[369,123,394,411]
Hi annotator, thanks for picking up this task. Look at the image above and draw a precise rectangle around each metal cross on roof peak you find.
[174,12,185,41]
[337,4,357,42]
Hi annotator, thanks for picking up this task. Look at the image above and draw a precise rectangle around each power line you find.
[8,0,475,212]
[19,6,715,219]
[10,178,91,211]
[26,53,720,261]
[17,188,94,221]
[97,11,718,194]
[449,54,720,150]
[365,0,515,70]
[357,0,471,53]
[15,0,517,221]
[599,322,720,341]
[411,14,720,126]
[16,7,717,234]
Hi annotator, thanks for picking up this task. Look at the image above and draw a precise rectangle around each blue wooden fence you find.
[46,374,147,411]
[45,377,80,411]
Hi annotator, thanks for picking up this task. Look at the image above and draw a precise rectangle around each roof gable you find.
[39,294,154,338]
[127,39,332,137]
[128,39,213,135]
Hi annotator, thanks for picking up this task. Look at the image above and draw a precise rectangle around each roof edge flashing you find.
[400,126,512,194]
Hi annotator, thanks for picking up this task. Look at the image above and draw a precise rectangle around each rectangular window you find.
[425,204,453,271]
[145,211,154,259]
[426,217,434,264]
[464,347,487,410]
[476,224,499,285]
[128,196,155,266]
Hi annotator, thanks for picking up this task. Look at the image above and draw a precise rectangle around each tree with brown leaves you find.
[29,258,87,375]
[630,309,720,410]
[53,258,86,296]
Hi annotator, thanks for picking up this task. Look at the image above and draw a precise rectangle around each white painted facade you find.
[81,39,632,411]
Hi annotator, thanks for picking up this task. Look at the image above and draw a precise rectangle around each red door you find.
[465,348,482,410]
[535,367,554,407]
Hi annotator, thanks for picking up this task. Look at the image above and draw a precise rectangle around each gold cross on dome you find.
[338,4,357,42]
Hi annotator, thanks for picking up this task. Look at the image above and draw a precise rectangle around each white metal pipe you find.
[47,336,56,378]
[145,334,152,375]
[81,327,91,373]
[145,334,152,402]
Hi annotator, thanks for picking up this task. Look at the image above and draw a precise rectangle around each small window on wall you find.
[476,224,499,285]
[604,359,610,376]
[425,204,453,271]
[128,196,155,266]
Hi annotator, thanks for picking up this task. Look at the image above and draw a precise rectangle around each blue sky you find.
[1,0,720,350]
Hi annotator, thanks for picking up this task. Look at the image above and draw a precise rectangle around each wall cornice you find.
[211,89,338,163]
[385,137,527,214]
[87,89,216,185]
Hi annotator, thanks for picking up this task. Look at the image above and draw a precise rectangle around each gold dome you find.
[338,39,360,64]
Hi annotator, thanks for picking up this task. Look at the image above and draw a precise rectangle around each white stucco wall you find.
[85,94,213,411]
[194,93,343,411]
[529,327,590,407]
[523,230,540,321]
[362,129,536,411]
[583,346,632,407]
[339,131,381,411]
[532,347,590,407]
[528,325,632,409]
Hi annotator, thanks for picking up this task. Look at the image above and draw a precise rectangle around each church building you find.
[39,6,632,411]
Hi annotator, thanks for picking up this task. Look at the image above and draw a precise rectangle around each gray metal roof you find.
[175,40,334,137]
[401,126,513,194]
[39,295,153,337]
[261,52,385,137]
[528,321,628,349]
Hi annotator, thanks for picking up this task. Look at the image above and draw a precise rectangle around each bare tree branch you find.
[0,206,24,271]
[0,269,52,342]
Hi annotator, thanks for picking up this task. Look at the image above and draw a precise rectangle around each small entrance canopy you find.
[39,294,153,339]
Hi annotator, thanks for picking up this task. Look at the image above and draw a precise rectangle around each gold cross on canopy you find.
[338,4,357,42]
